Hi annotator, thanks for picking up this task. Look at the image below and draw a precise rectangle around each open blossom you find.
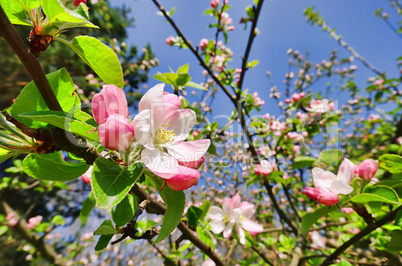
[303,158,356,206]
[208,194,263,244]
[306,99,335,114]
[91,84,128,126]
[133,84,210,184]
[254,160,275,176]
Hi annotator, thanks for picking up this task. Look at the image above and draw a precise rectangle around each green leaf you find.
[0,148,19,165]
[198,201,211,221]
[319,149,342,166]
[95,235,113,251]
[301,205,338,234]
[379,154,402,174]
[385,230,402,253]
[80,192,96,224]
[186,206,203,228]
[292,156,316,169]
[148,175,185,243]
[197,226,215,250]
[0,0,31,26]
[351,185,400,205]
[91,158,143,209]
[0,225,8,236]
[19,110,99,141]
[247,60,259,68]
[11,68,76,128]
[185,81,208,91]
[42,0,95,27]
[94,220,118,235]
[177,64,189,74]
[22,151,90,181]
[112,194,137,228]
[154,73,178,85]
[67,36,123,88]
[21,0,40,10]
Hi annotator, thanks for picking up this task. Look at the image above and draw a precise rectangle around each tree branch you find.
[0,197,66,266]
[321,204,402,265]
[131,184,225,266]
[0,5,62,112]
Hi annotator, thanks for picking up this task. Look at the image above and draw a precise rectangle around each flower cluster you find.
[91,84,211,191]
[303,158,378,206]
[208,194,263,244]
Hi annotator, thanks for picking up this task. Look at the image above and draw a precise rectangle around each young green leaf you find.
[148,175,185,243]
[94,220,118,235]
[0,0,31,26]
[112,194,138,228]
[379,154,402,174]
[95,235,114,251]
[301,205,338,234]
[91,158,143,209]
[292,156,316,169]
[351,185,400,205]
[63,36,124,88]
[80,192,96,224]
[11,68,76,128]
[22,151,90,181]
[186,206,203,228]
[319,149,342,166]
[19,110,99,141]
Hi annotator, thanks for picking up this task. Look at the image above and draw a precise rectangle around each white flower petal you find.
[166,140,211,162]
[236,224,246,245]
[138,83,166,129]
[141,149,178,179]
[330,179,354,195]
[164,109,196,141]
[133,109,154,150]
[240,219,263,235]
[208,207,225,234]
[312,167,335,191]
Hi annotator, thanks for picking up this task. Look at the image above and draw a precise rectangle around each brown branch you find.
[131,184,225,266]
[0,5,62,112]
[321,204,402,265]
[0,197,66,266]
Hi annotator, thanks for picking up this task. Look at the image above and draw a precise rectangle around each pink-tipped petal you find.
[167,139,211,162]
[236,224,246,244]
[240,219,263,236]
[231,194,241,209]
[331,179,354,195]
[338,158,356,183]
[165,166,200,191]
[317,192,338,206]
[103,84,128,118]
[163,93,182,114]
[302,187,321,201]
[178,156,205,169]
[91,94,108,125]
[312,168,335,191]
[141,148,179,179]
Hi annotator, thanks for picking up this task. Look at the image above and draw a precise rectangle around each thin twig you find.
[150,0,235,103]
[321,204,402,265]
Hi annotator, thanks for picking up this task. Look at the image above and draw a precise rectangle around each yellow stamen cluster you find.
[155,124,175,144]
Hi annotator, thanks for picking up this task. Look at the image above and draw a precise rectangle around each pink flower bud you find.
[98,114,134,151]
[210,0,219,8]
[200,38,208,50]
[178,156,205,169]
[81,165,93,184]
[317,192,338,206]
[227,25,235,31]
[291,93,300,102]
[302,187,320,201]
[165,167,200,191]
[27,215,43,229]
[92,84,128,125]
[356,159,378,181]
[329,102,336,111]
[285,98,291,104]
[299,92,305,98]
[341,207,354,214]
[165,36,175,46]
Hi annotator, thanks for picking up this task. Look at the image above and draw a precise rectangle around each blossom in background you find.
[208,194,263,244]
[254,160,275,176]
[302,158,356,206]
[27,215,43,229]
[133,84,210,188]
[355,159,378,181]
[306,99,335,114]
[309,231,326,249]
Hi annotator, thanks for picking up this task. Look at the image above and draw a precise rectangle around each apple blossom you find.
[200,38,208,50]
[133,84,210,179]
[27,215,43,229]
[91,84,128,126]
[254,160,275,176]
[208,194,263,244]
[306,99,333,114]
[98,114,135,151]
[303,158,356,206]
[164,166,200,191]
[356,159,378,181]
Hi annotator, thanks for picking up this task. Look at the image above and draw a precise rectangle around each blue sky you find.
[112,0,401,116]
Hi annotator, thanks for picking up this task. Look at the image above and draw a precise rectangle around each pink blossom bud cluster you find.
[252,92,265,107]
[27,215,43,229]
[303,158,379,206]
[284,92,305,104]
[165,36,179,46]
[254,160,275,176]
